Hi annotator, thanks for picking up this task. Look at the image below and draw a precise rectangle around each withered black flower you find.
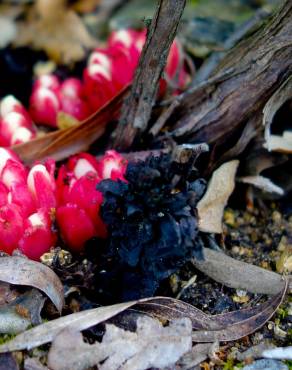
[94,151,207,301]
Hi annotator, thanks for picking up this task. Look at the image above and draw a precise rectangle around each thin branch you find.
[111,0,186,151]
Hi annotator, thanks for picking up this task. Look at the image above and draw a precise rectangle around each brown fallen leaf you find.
[0,290,45,335]
[47,317,192,370]
[263,75,292,153]
[12,86,128,165]
[197,160,239,233]
[14,0,96,64]
[0,256,64,312]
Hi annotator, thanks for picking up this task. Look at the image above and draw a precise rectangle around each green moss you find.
[285,360,292,370]
[0,333,16,345]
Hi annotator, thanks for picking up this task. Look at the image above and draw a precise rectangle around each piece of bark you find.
[111,0,186,150]
[161,0,292,160]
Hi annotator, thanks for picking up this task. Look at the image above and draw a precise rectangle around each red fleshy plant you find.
[0,148,128,258]
[0,148,56,259]
[0,96,36,146]
[56,150,127,252]
[28,28,189,128]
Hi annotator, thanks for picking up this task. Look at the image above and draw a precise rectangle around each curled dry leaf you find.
[0,256,64,312]
[197,160,239,233]
[0,278,288,353]
[263,75,292,153]
[14,0,96,64]
[47,317,192,370]
[0,289,45,335]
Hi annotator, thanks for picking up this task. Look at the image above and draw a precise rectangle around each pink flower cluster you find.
[28,28,188,128]
[0,149,127,259]
[56,150,127,252]
[0,148,56,260]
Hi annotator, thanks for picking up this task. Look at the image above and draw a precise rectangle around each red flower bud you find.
[60,95,90,121]
[60,78,84,99]
[56,204,96,252]
[97,150,128,181]
[33,74,61,94]
[56,153,108,251]
[19,209,56,261]
[0,112,35,146]
[0,95,31,122]
[9,182,35,218]
[83,64,116,111]
[29,87,60,127]
[27,161,56,211]
[0,204,24,255]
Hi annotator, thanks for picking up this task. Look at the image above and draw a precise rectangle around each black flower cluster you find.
[94,152,206,301]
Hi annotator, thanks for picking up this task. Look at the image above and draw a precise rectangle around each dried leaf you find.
[238,175,284,195]
[263,75,292,153]
[14,0,96,64]
[0,300,140,352]
[0,286,287,353]
[0,256,64,312]
[263,346,292,360]
[193,248,290,295]
[47,317,192,370]
[12,86,128,164]
[0,16,17,48]
[0,290,45,334]
[197,160,239,233]
[176,343,214,369]
[24,358,49,370]
[236,341,276,361]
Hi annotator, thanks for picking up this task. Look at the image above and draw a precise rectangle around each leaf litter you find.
[47,317,192,370]
[0,257,64,312]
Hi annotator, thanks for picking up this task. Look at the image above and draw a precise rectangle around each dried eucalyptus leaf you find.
[263,75,292,153]
[197,160,239,233]
[238,175,284,195]
[263,346,292,360]
[193,248,289,295]
[24,358,49,370]
[0,257,64,312]
[0,300,139,352]
[47,317,192,370]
